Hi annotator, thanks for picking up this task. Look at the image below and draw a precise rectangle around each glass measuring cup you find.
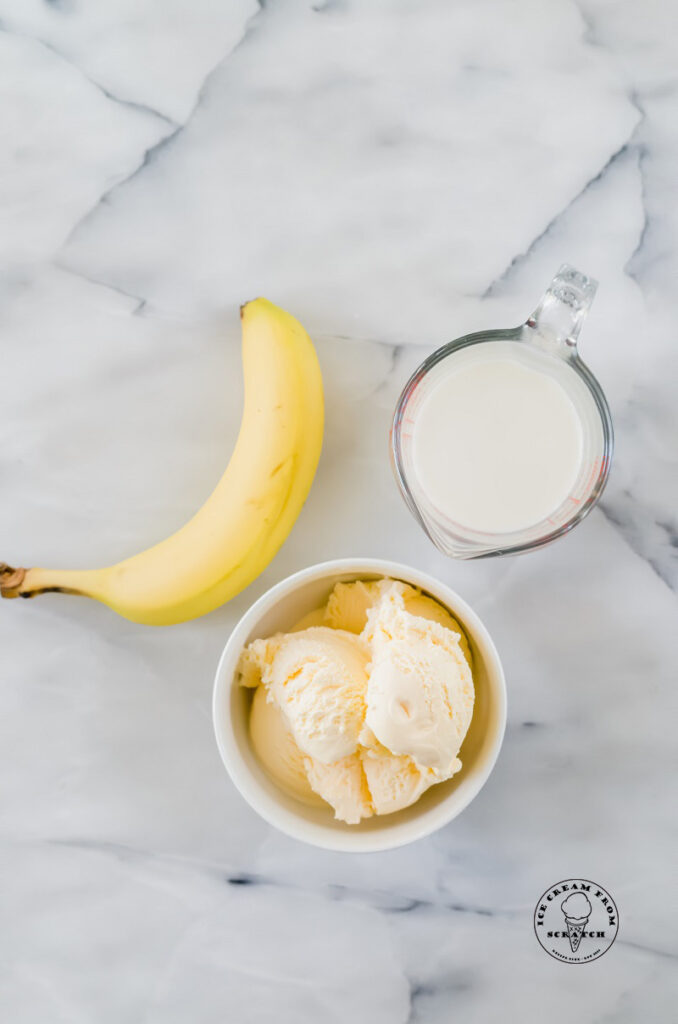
[391,266,613,558]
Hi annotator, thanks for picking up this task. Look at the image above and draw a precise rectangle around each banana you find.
[0,298,324,625]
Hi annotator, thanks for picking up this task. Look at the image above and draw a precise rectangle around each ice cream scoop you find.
[359,734,440,815]
[363,582,474,774]
[325,579,472,665]
[240,626,369,763]
[248,685,323,805]
[304,753,373,825]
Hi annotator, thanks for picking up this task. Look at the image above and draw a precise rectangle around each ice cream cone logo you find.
[534,879,619,963]
[561,893,592,953]
[563,916,587,953]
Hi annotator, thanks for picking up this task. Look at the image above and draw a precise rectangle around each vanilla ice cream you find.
[248,686,323,806]
[239,578,475,824]
[325,579,472,665]
[304,753,373,825]
[240,626,369,763]
[362,583,474,774]
[359,736,440,816]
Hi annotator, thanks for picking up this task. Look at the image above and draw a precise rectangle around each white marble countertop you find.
[2,1,677,1020]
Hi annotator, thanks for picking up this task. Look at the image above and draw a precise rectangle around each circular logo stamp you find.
[534,879,619,963]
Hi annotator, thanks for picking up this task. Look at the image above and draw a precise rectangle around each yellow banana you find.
[0,298,324,625]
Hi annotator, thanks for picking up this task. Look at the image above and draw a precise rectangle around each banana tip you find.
[0,563,26,599]
[240,297,272,320]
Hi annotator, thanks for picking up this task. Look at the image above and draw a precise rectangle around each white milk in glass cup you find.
[391,266,613,558]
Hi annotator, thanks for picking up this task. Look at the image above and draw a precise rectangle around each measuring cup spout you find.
[526,265,598,352]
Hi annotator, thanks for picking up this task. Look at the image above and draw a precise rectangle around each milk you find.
[412,346,584,534]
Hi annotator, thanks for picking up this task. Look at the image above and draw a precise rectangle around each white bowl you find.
[213,559,506,852]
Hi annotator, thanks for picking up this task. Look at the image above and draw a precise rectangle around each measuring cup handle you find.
[526,265,598,351]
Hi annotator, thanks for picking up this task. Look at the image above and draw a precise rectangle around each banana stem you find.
[0,563,94,599]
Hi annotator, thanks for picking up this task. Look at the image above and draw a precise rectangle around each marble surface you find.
[1,0,677,1019]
